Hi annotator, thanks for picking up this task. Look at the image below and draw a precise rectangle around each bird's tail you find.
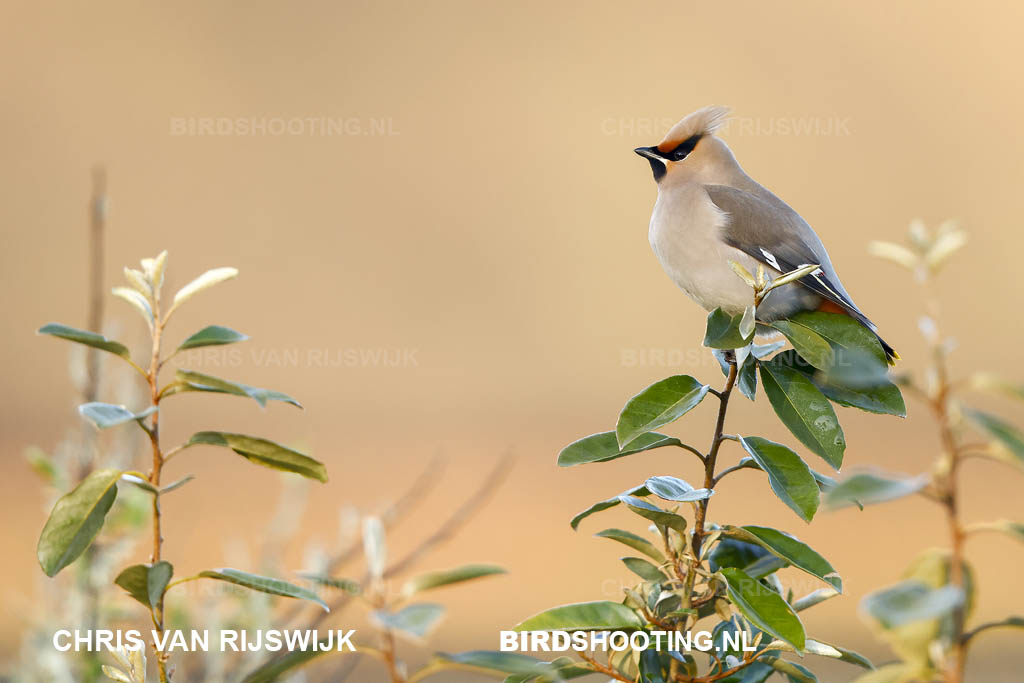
[877,334,899,365]
[850,310,898,365]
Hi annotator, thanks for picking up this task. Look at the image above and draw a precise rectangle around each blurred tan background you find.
[2,0,1023,680]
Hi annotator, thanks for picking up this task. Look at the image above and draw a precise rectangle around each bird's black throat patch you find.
[646,156,666,181]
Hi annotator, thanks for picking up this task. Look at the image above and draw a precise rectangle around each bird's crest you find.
[657,106,731,153]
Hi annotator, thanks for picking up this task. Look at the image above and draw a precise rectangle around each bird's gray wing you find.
[704,184,868,323]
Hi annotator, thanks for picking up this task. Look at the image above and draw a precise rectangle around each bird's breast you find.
[648,187,761,315]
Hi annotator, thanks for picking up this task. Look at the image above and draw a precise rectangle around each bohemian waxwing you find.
[635,105,897,362]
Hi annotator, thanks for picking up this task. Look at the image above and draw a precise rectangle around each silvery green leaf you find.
[363,516,386,580]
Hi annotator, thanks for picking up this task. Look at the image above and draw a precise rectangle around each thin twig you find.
[713,462,749,486]
[279,457,448,629]
[381,456,513,580]
[83,166,106,407]
[692,356,739,559]
[579,652,633,683]
[920,272,967,683]
[674,442,708,462]
[264,456,512,680]
[961,618,1022,645]
[145,302,170,681]
[329,455,448,576]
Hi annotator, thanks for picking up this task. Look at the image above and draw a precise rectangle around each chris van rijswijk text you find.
[52,629,357,653]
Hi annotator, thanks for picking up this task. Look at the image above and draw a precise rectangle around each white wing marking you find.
[759,248,781,270]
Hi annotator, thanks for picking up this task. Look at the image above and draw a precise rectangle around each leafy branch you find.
[830,221,1024,683]
[36,252,330,682]
[439,264,903,682]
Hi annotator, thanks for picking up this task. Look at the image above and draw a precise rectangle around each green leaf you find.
[402,564,506,596]
[160,475,195,495]
[720,567,806,652]
[964,409,1024,464]
[362,516,386,580]
[570,485,649,530]
[198,568,329,611]
[861,580,963,629]
[762,637,871,669]
[824,471,928,510]
[766,657,817,683]
[707,537,778,576]
[737,455,837,496]
[970,372,1024,402]
[558,431,685,467]
[810,468,838,492]
[622,557,668,583]
[619,495,687,533]
[115,562,173,609]
[594,528,665,563]
[615,375,710,448]
[38,323,131,359]
[120,474,158,494]
[298,574,363,595]
[169,369,301,408]
[967,519,1024,543]
[25,446,57,485]
[788,312,887,365]
[167,267,239,319]
[813,373,905,417]
[775,350,905,417]
[760,358,846,469]
[79,403,157,429]
[371,603,444,639]
[792,588,840,612]
[112,287,154,327]
[770,320,834,371]
[738,437,819,522]
[722,526,841,592]
[704,308,754,349]
[639,648,668,683]
[186,432,327,482]
[37,469,122,577]
[102,666,133,683]
[737,352,758,401]
[808,640,872,669]
[644,476,713,502]
[753,340,788,359]
[176,325,249,352]
[515,601,645,632]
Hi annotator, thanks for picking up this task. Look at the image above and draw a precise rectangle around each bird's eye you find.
[668,134,702,162]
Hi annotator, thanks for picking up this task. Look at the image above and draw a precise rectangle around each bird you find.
[634,105,897,362]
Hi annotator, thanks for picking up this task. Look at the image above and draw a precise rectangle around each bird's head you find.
[634,105,734,184]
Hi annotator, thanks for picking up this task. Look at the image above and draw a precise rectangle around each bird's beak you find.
[633,146,662,161]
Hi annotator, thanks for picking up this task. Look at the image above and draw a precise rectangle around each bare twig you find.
[83,166,106,406]
[328,455,447,576]
[265,457,512,679]
[383,456,512,580]
[280,457,448,628]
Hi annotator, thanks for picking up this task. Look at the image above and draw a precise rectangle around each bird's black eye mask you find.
[664,133,702,161]
[634,134,702,181]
